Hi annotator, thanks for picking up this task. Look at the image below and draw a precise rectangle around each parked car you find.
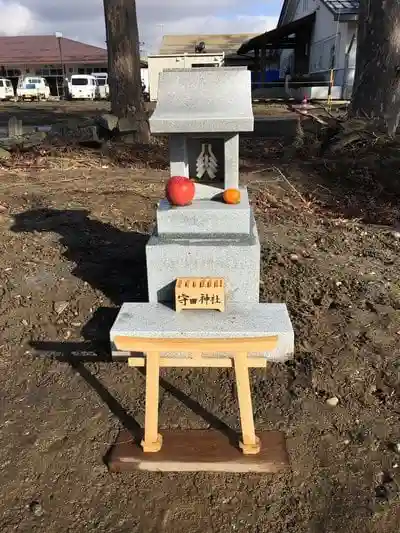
[16,76,50,101]
[67,74,99,100]
[0,78,15,100]
[92,72,109,99]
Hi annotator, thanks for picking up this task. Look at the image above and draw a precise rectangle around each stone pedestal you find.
[146,184,260,304]
[146,221,260,303]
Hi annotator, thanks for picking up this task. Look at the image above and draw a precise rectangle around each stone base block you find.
[157,187,251,235]
[146,219,260,303]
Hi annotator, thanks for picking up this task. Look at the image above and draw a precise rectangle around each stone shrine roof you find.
[149,67,254,134]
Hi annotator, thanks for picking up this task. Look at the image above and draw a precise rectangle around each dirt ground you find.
[0,102,399,532]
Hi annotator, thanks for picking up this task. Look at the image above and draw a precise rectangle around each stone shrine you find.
[107,67,294,471]
[146,67,260,304]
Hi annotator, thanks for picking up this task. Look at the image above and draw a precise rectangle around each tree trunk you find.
[350,0,400,136]
[103,0,150,143]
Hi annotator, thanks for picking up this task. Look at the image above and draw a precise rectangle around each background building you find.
[278,0,358,98]
[238,0,358,99]
[148,33,278,101]
[0,35,148,97]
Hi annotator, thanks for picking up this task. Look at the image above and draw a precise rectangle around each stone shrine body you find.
[146,67,260,304]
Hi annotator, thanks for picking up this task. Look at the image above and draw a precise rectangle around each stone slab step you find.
[110,302,294,362]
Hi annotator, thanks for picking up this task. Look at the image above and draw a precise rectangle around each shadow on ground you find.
[11,207,148,437]
[11,207,237,444]
[30,337,238,446]
[11,206,150,356]
[11,207,149,305]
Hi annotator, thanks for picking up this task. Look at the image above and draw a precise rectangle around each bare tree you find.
[103,0,150,142]
[350,0,400,136]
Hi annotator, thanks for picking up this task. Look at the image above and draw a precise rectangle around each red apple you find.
[166,176,195,206]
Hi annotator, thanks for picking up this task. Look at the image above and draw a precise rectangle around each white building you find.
[148,33,275,101]
[237,0,358,99]
[147,53,224,101]
[279,0,358,98]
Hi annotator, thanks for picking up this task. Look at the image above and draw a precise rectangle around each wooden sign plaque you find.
[175,277,225,312]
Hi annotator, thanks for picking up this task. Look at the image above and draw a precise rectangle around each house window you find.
[37,68,50,76]
[78,68,85,74]
[6,69,21,77]
[309,35,340,72]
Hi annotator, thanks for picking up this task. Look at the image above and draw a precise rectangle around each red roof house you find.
[0,35,107,65]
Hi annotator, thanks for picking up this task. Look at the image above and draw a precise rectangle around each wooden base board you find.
[105,429,290,473]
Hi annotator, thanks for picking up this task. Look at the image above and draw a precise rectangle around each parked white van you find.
[0,78,14,100]
[92,72,109,99]
[16,76,50,101]
[68,74,99,100]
